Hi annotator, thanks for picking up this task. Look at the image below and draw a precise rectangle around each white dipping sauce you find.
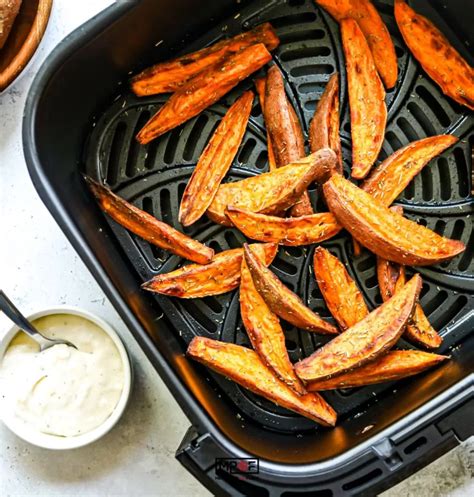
[0,314,124,438]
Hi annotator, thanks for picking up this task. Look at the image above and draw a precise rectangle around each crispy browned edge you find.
[255,76,277,171]
[313,246,368,331]
[131,23,280,96]
[225,207,342,246]
[178,90,254,226]
[353,135,458,256]
[264,65,313,216]
[142,243,277,298]
[207,148,337,226]
[187,336,337,426]
[395,0,474,110]
[136,44,272,144]
[244,244,338,334]
[315,0,398,89]
[309,72,342,174]
[84,176,213,264]
[323,174,466,266]
[341,17,387,179]
[306,350,448,390]
[361,135,459,206]
[295,274,422,382]
[240,255,306,395]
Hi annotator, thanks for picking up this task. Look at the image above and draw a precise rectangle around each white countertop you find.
[0,1,472,496]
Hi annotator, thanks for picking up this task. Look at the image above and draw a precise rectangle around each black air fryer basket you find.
[23,0,473,495]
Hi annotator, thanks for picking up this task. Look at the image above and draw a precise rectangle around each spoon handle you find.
[0,290,47,344]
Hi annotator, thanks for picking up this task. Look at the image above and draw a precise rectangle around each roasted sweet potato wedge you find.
[341,18,387,179]
[376,212,443,350]
[142,243,277,298]
[131,23,279,96]
[395,0,474,110]
[85,176,213,265]
[240,256,306,395]
[264,65,313,216]
[309,73,343,174]
[295,274,422,382]
[362,135,459,206]
[313,247,368,331]
[244,244,338,334]
[136,44,272,144]
[179,91,254,226]
[306,350,448,390]
[226,207,341,246]
[207,148,337,226]
[187,337,337,426]
[315,0,398,88]
[255,76,277,171]
[324,174,466,266]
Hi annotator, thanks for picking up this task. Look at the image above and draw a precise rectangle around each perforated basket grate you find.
[85,0,473,432]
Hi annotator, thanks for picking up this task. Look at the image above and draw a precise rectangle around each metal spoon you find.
[0,291,77,351]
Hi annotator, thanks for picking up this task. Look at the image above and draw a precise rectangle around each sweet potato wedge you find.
[306,350,448,390]
[142,243,277,298]
[226,207,342,246]
[131,23,280,96]
[309,73,343,174]
[315,0,398,88]
[187,337,337,426]
[244,244,338,334]
[179,91,254,226]
[264,65,313,216]
[136,44,272,144]
[255,76,277,171]
[341,18,387,179]
[207,148,337,226]
[295,274,422,382]
[376,212,442,350]
[85,176,213,265]
[313,247,368,331]
[395,0,474,110]
[323,174,466,266]
[240,256,306,395]
[362,135,459,206]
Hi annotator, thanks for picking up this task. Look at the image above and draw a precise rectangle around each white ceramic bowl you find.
[0,306,132,449]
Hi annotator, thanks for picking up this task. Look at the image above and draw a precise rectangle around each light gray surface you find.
[0,1,472,496]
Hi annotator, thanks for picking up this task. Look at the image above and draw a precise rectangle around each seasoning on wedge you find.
[395,0,474,110]
[207,148,337,226]
[323,174,466,266]
[306,350,448,390]
[131,23,280,96]
[309,72,343,174]
[376,210,443,350]
[85,176,213,264]
[142,243,277,298]
[313,247,368,331]
[187,337,337,426]
[264,65,313,216]
[240,257,306,395]
[295,274,422,382]
[136,43,272,144]
[315,0,398,88]
[179,91,254,226]
[226,207,341,246]
[361,135,459,206]
[244,244,338,334]
[255,76,277,171]
[341,18,387,179]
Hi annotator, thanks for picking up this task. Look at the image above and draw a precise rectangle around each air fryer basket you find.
[23,0,473,495]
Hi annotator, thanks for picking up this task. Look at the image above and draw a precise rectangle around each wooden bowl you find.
[0,0,53,92]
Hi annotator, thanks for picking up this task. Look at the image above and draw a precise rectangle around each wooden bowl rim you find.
[0,0,53,92]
